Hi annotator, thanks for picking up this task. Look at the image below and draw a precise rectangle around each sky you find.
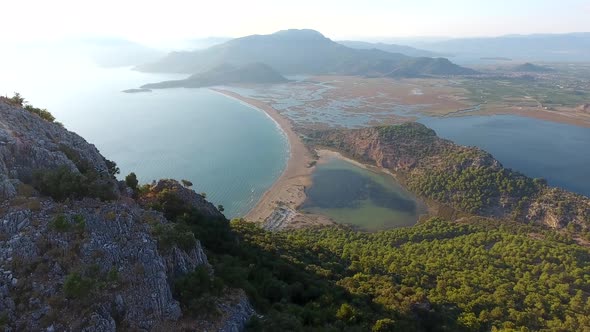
[2,0,590,45]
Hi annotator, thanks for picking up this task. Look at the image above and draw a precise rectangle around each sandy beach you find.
[211,88,334,229]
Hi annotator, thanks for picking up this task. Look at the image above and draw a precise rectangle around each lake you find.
[302,155,427,231]
[420,115,590,197]
[0,58,289,218]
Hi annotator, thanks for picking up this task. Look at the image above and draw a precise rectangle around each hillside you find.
[511,62,555,73]
[338,40,441,57]
[308,123,590,230]
[136,29,477,77]
[0,97,252,330]
[141,63,287,89]
[388,57,476,77]
[229,217,590,331]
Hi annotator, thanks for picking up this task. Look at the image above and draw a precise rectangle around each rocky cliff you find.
[0,98,254,330]
[0,99,118,201]
[309,123,590,229]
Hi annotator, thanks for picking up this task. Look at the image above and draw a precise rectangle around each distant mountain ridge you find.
[511,62,555,73]
[338,40,441,57]
[141,63,287,89]
[412,32,590,62]
[137,29,477,77]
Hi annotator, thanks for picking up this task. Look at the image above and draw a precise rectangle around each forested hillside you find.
[308,123,590,231]
[143,183,590,331]
[206,218,590,331]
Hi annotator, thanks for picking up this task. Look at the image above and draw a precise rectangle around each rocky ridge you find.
[0,98,254,330]
[0,99,117,201]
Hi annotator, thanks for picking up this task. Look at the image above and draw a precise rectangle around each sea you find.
[0,54,288,218]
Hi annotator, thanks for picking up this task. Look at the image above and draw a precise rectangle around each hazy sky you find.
[3,0,590,44]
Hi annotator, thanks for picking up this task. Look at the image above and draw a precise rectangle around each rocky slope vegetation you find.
[308,123,590,230]
[0,98,253,330]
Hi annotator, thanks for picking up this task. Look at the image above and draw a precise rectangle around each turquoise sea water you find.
[0,60,289,218]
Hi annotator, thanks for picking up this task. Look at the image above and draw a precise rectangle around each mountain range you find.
[338,40,441,57]
[405,32,590,62]
[137,29,477,78]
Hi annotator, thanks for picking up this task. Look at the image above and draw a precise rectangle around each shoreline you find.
[210,88,331,228]
[211,88,434,229]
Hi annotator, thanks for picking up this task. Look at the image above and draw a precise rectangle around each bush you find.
[153,223,197,251]
[174,266,223,314]
[6,93,55,122]
[32,167,87,201]
[104,158,120,177]
[63,272,95,299]
[51,215,70,232]
[24,105,55,122]
[336,303,358,322]
[31,166,116,202]
[125,172,139,190]
[373,318,396,332]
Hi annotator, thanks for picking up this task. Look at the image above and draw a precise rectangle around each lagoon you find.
[302,155,426,231]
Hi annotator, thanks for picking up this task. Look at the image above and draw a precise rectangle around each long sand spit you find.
[211,88,333,228]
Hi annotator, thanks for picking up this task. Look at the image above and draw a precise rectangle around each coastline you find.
[211,88,332,228]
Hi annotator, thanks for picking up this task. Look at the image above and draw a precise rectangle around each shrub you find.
[52,215,71,232]
[31,166,116,202]
[24,105,55,122]
[373,318,396,332]
[336,303,358,322]
[174,266,223,314]
[125,172,139,190]
[153,223,197,251]
[5,93,55,122]
[32,167,87,201]
[63,272,94,299]
[104,158,120,177]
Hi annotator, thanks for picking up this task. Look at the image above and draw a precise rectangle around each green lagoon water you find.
[303,156,426,231]
[0,58,289,218]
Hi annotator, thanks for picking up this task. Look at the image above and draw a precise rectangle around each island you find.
[122,88,152,93]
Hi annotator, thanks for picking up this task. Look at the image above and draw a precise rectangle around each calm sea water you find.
[303,156,426,231]
[419,115,590,197]
[0,58,289,218]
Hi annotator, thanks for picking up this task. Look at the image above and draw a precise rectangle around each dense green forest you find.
[147,189,590,331]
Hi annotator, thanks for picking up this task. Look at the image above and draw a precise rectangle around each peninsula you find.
[141,63,287,89]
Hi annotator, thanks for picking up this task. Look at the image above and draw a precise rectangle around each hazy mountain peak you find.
[272,29,327,39]
[137,28,476,77]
